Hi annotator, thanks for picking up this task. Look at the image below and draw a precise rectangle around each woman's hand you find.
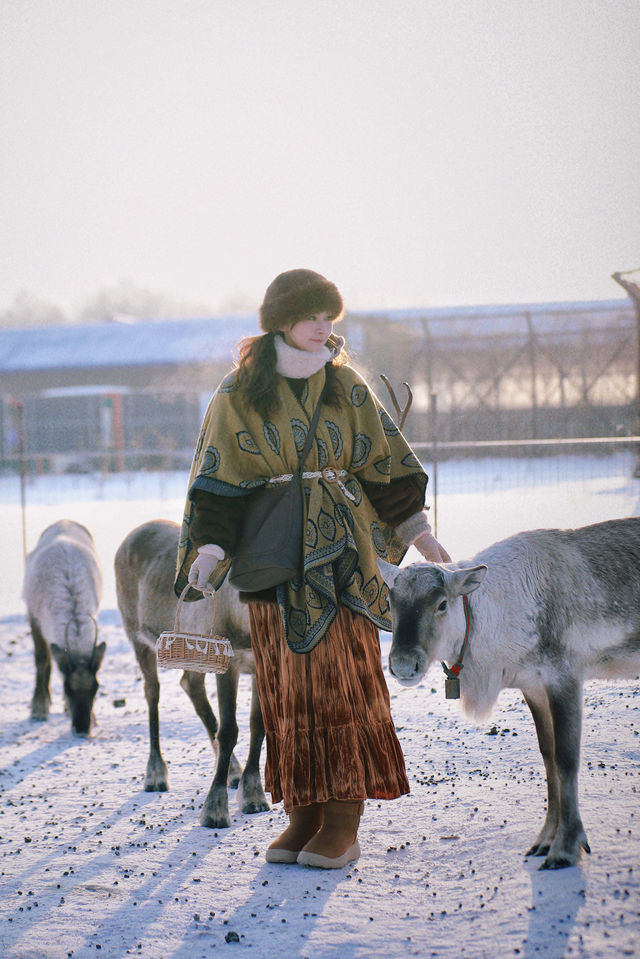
[188,544,225,591]
[413,531,451,563]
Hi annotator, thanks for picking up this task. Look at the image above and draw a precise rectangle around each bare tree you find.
[0,291,67,328]
[77,278,216,323]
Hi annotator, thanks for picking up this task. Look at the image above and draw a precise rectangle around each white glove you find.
[188,544,225,592]
[394,510,451,562]
[414,531,451,563]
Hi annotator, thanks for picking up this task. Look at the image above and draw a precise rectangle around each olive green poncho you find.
[176,363,427,654]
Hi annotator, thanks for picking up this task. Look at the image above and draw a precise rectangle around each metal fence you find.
[4,436,639,564]
[409,435,640,539]
[352,299,638,442]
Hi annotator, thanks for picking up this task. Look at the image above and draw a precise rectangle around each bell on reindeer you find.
[445,676,460,699]
[442,662,461,700]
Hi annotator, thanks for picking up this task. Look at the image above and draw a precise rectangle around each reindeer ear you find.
[92,641,107,670]
[377,558,402,588]
[446,565,488,597]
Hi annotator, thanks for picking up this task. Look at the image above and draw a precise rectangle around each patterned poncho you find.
[175,363,428,653]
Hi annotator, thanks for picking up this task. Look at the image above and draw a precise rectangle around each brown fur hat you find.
[259,269,344,333]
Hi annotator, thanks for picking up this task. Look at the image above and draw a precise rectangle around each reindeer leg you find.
[522,687,559,857]
[179,669,219,748]
[541,677,590,869]
[180,668,243,777]
[239,676,269,814]
[228,748,243,787]
[197,663,240,828]
[30,619,51,721]
[133,639,169,791]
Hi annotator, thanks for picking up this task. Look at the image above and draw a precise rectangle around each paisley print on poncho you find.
[175,364,427,654]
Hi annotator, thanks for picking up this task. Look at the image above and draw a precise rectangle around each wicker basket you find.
[156,585,233,674]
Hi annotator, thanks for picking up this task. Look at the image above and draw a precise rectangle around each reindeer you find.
[378,517,640,869]
[23,519,105,735]
[114,518,269,828]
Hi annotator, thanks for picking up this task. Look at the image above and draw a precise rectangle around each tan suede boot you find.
[297,800,364,869]
[265,803,325,864]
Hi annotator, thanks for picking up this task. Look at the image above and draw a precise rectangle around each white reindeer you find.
[23,519,105,735]
[378,517,640,870]
[115,519,269,829]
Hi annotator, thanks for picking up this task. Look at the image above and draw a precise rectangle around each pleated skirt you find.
[248,601,409,812]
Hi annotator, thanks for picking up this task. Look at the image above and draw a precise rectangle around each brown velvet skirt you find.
[248,601,410,812]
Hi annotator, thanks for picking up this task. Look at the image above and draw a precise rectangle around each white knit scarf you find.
[274,333,344,379]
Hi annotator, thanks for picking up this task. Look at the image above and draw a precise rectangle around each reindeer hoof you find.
[242,798,271,815]
[237,779,269,815]
[144,757,169,791]
[541,833,591,869]
[145,781,168,793]
[525,842,549,858]
[200,810,231,829]
[30,699,50,721]
[540,857,568,870]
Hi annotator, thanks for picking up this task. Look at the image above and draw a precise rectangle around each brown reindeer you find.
[114,519,268,828]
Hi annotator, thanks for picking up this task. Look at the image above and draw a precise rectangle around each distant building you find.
[0,299,635,473]
[0,314,258,472]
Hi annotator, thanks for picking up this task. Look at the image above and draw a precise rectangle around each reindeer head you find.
[378,559,487,685]
[50,638,107,736]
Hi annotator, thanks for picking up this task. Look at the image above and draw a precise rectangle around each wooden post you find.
[16,400,27,563]
[525,311,539,439]
[612,271,640,475]
[430,392,439,539]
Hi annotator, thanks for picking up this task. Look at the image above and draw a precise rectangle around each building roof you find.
[0,299,633,396]
[354,298,633,340]
[0,314,259,375]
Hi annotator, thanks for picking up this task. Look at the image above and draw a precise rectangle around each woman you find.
[175,269,449,869]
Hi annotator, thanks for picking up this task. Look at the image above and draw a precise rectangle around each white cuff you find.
[394,510,432,545]
[197,544,225,561]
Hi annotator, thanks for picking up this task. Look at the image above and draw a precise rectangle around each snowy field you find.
[1,455,639,958]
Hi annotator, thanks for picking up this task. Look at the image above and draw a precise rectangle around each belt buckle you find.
[321,467,339,484]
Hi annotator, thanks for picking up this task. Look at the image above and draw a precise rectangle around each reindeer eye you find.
[436,599,448,613]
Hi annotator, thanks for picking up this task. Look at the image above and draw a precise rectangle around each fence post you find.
[430,392,439,539]
[17,400,28,563]
[611,270,640,476]
[525,311,539,439]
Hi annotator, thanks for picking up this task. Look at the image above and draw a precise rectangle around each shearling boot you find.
[297,799,364,869]
[265,803,325,864]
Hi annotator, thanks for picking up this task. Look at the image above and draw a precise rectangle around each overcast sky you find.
[2,0,639,315]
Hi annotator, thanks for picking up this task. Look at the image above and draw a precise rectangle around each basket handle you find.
[175,583,218,636]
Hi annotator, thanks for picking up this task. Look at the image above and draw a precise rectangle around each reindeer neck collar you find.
[441,595,471,698]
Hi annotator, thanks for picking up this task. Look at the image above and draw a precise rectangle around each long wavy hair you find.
[234,332,348,418]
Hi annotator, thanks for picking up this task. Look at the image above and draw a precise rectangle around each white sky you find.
[1,0,639,314]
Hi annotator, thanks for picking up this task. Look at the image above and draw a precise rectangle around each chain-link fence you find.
[2,438,638,620]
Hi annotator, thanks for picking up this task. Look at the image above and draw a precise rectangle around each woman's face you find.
[281,311,335,352]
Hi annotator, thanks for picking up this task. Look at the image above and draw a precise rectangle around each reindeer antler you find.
[380,374,413,431]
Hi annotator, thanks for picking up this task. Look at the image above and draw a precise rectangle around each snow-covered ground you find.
[1,456,639,958]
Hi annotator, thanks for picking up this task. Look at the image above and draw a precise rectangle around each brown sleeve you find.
[360,475,426,526]
[189,489,246,554]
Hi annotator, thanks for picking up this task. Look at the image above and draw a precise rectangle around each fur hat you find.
[259,269,344,333]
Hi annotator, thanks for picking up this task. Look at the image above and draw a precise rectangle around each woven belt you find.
[268,467,356,501]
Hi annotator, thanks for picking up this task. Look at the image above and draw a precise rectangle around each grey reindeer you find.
[115,518,269,828]
[378,516,640,870]
[23,519,106,735]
